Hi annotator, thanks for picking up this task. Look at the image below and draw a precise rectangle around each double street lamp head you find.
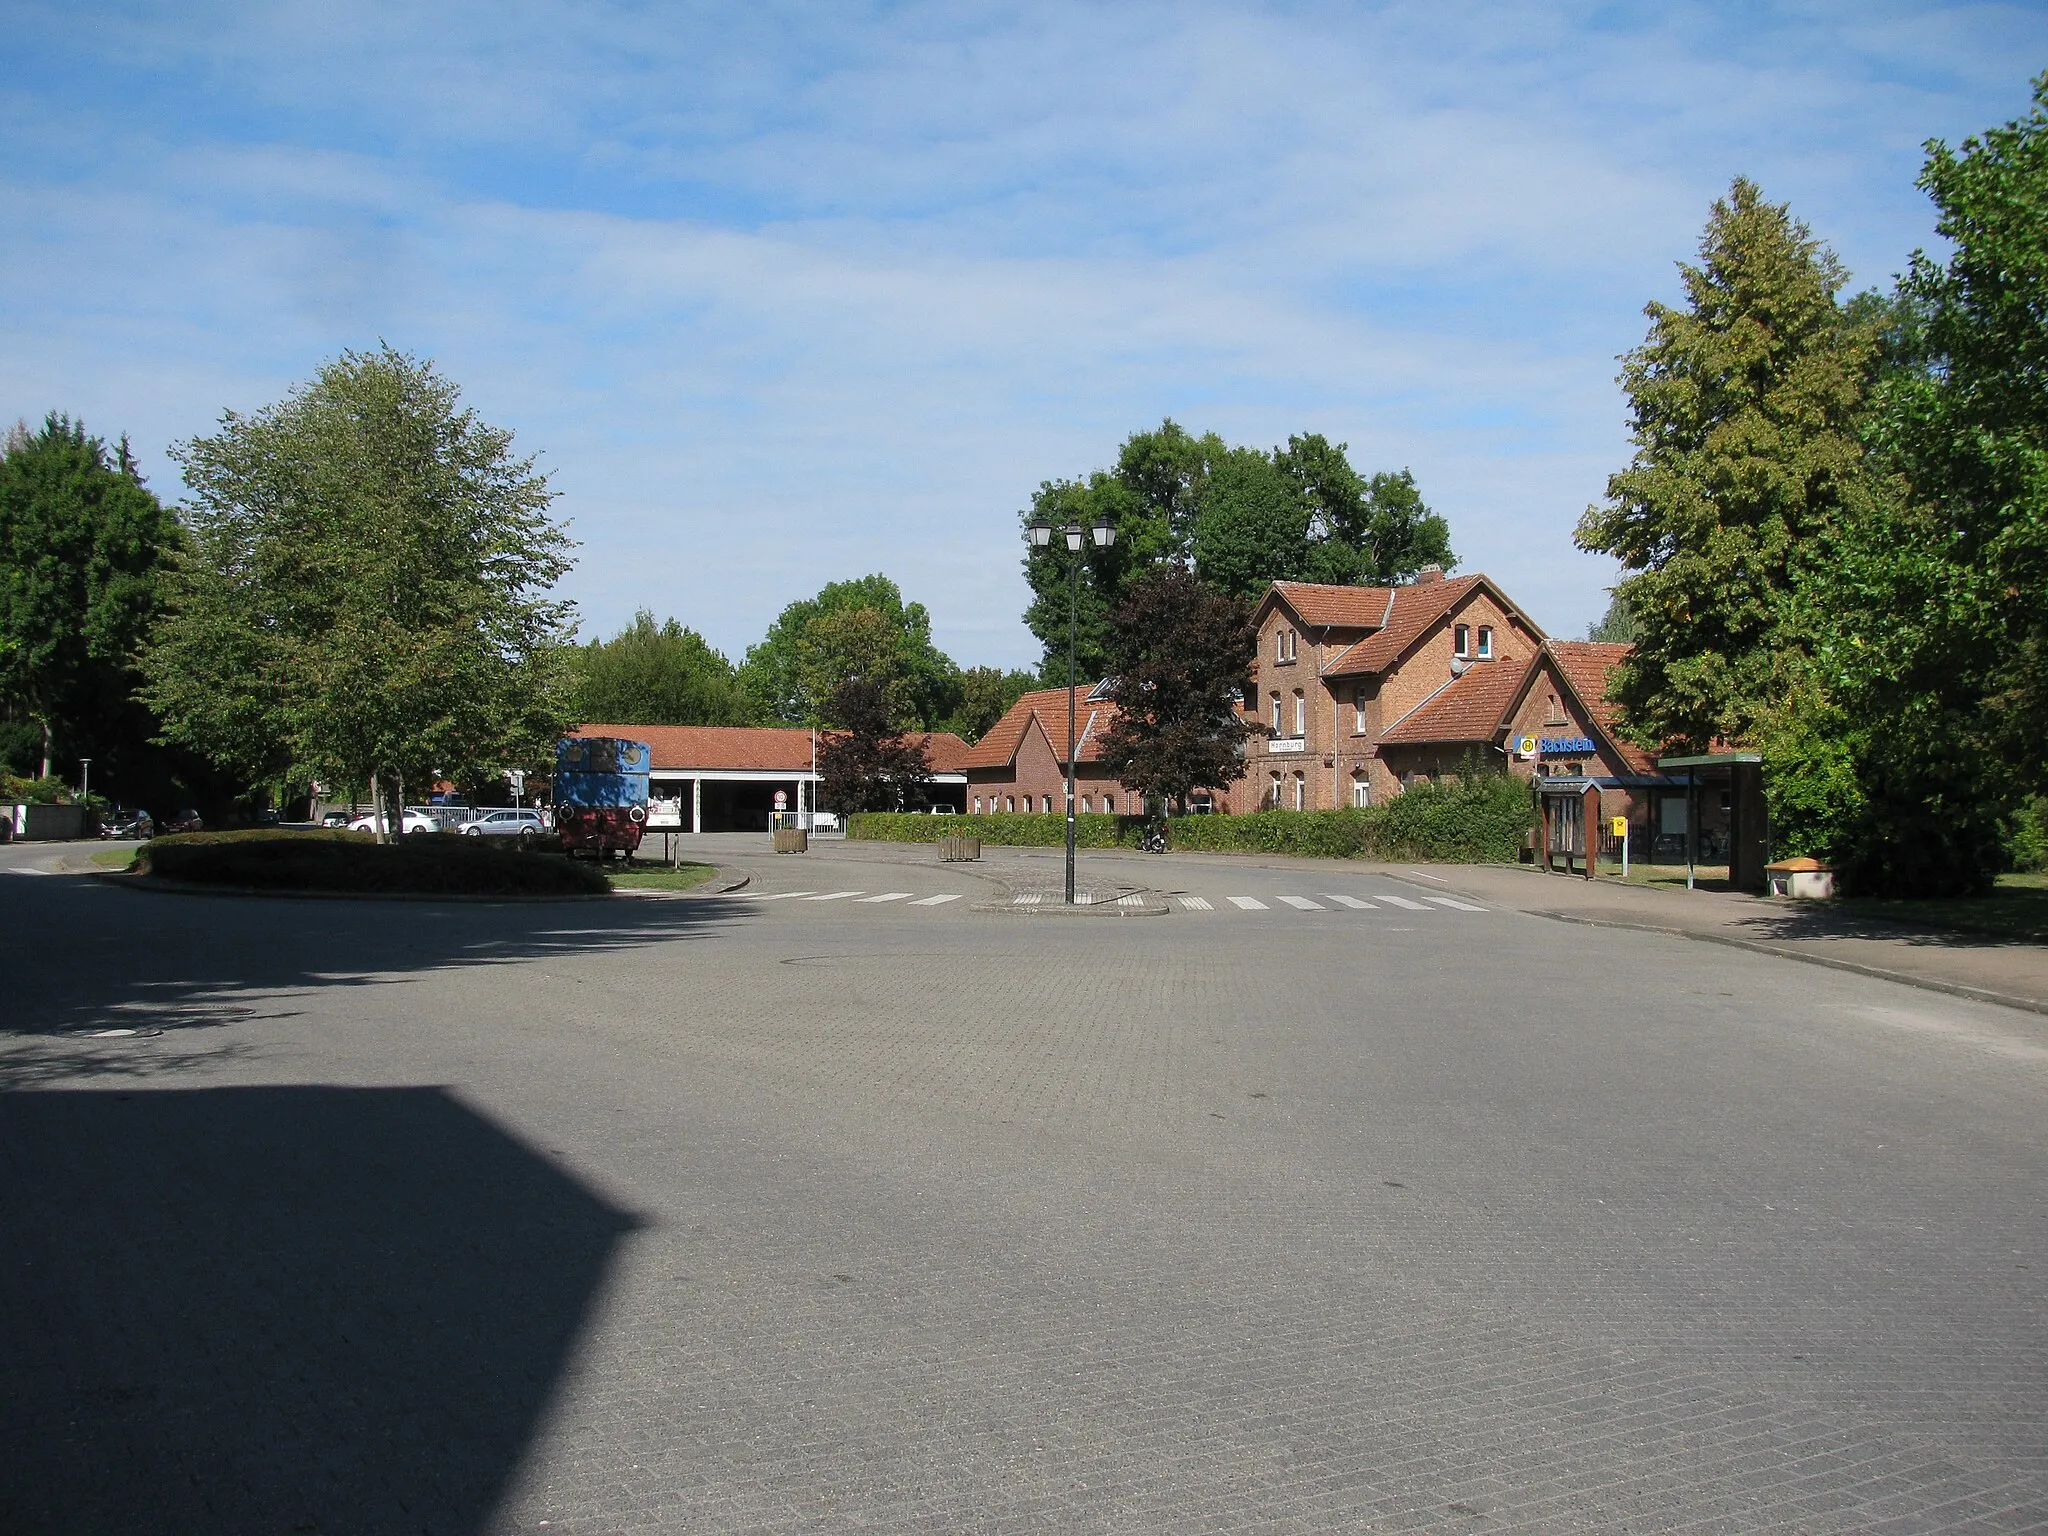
[1025,517,1117,551]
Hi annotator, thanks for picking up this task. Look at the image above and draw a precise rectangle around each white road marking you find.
[1074,892,1095,905]
[1320,894,1376,909]
[805,890,864,901]
[1179,896,1213,910]
[1406,870,1449,883]
[745,890,816,900]
[1116,894,1147,907]
[857,892,914,903]
[1227,896,1268,910]
[1012,894,1042,906]
[1277,895,1325,910]
[1374,893,1431,910]
[909,893,963,906]
[1425,895,1488,912]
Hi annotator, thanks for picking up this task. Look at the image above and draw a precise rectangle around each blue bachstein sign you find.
[1539,736,1597,756]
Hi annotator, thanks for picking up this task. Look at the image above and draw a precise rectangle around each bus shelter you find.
[1654,751,1767,893]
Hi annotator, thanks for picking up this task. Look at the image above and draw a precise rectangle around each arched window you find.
[973,796,982,814]
[1292,772,1307,811]
[1005,795,1015,813]
[1352,770,1370,808]
[1292,689,1306,737]
[1267,771,1283,809]
[1270,692,1282,733]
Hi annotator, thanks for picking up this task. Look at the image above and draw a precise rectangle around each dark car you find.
[162,809,203,834]
[98,807,154,840]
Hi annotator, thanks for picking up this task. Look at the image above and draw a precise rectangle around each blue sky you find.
[4,3,2044,670]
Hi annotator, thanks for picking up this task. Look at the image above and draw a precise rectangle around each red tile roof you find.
[958,687,1121,769]
[1541,642,1655,774]
[1377,656,1532,745]
[1323,575,1490,676]
[571,723,971,774]
[1265,581,1396,629]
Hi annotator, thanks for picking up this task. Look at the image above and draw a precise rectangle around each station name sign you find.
[1539,736,1596,755]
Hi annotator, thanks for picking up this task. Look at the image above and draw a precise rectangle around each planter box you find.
[10,803,85,841]
[939,835,982,863]
[771,828,809,854]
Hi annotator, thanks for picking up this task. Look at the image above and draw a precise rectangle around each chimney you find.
[1415,564,1444,585]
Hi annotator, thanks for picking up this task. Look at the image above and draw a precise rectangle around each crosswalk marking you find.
[805,890,864,901]
[909,893,962,906]
[1277,895,1325,910]
[1227,896,1268,910]
[1117,894,1147,907]
[1425,895,1488,912]
[1320,893,1376,909]
[1012,893,1042,905]
[1074,892,1095,905]
[1179,896,1214,910]
[857,892,913,903]
[1375,893,1431,910]
[746,890,816,900]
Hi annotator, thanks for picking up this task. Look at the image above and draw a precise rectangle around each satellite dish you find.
[1450,657,1472,676]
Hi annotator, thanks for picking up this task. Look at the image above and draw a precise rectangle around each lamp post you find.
[1025,513,1117,904]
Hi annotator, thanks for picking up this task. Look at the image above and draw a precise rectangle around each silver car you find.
[461,808,549,841]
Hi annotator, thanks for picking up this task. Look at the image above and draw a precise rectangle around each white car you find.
[348,810,439,836]
[462,808,549,841]
[808,810,842,833]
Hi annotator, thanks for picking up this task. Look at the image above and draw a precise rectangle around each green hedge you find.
[851,777,1534,863]
[132,828,610,896]
[848,812,1136,847]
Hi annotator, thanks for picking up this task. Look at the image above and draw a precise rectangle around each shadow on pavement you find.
[1,874,749,1087]
[0,1084,638,1536]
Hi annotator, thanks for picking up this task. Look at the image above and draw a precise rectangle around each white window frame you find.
[1351,772,1371,809]
[1354,685,1367,733]
[1271,693,1282,733]
[1477,625,1494,659]
[1268,771,1283,809]
[1454,623,1470,658]
[1293,690,1306,737]
[1292,772,1307,811]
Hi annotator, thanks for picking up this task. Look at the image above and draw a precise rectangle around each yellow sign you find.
[1514,734,1539,759]
[1610,817,1628,838]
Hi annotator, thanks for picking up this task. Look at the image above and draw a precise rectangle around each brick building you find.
[962,568,1688,843]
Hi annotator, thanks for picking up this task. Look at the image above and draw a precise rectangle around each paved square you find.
[3,839,2045,1533]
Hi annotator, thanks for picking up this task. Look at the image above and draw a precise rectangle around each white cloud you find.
[2,0,2043,666]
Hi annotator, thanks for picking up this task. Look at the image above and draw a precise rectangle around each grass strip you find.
[608,863,719,892]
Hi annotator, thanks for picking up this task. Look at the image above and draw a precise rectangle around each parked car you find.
[320,811,354,828]
[163,809,203,834]
[461,808,549,841]
[347,809,439,836]
[99,807,154,840]
[808,810,841,833]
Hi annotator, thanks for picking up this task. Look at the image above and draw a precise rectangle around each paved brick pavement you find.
[3,854,2045,1533]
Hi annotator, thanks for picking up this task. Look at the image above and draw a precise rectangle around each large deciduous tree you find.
[1816,77,2048,895]
[739,575,960,729]
[142,346,577,840]
[815,678,933,813]
[1575,178,1880,751]
[569,610,750,726]
[1096,564,1260,814]
[0,415,182,792]
[947,665,1037,743]
[1021,421,1451,679]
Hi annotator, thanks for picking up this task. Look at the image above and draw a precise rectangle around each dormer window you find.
[1454,624,1470,658]
[1477,626,1494,659]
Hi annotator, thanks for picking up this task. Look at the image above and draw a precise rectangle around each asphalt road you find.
[4,837,2045,1533]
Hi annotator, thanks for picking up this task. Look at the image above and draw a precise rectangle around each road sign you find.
[773,790,787,808]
